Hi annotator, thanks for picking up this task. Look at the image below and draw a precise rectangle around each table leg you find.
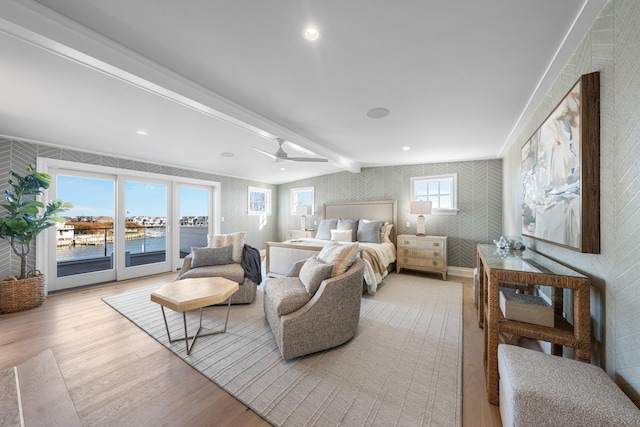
[160,296,234,356]
[486,271,500,405]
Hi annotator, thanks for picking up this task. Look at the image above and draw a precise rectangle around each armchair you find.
[264,257,365,359]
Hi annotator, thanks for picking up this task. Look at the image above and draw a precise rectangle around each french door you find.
[39,158,220,292]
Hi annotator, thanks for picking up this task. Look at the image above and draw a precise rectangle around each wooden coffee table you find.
[150,277,239,355]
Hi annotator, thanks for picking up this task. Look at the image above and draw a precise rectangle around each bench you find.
[498,344,640,426]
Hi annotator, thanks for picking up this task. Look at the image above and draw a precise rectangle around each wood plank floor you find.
[0,272,502,426]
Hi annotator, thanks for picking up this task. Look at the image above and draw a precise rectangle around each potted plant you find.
[0,164,72,313]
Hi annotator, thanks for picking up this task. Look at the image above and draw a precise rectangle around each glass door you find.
[177,186,210,259]
[48,170,117,291]
[39,159,220,290]
[118,179,171,280]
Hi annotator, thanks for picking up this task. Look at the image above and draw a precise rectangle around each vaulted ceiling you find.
[0,0,607,184]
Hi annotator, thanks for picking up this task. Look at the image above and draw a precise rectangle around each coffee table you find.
[150,277,239,355]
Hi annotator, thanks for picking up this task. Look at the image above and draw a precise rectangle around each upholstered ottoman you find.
[498,344,640,427]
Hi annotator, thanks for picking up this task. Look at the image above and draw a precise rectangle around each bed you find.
[266,200,398,294]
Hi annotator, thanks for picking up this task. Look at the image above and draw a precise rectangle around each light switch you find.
[406,221,410,228]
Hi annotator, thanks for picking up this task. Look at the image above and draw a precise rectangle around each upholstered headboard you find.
[323,200,398,245]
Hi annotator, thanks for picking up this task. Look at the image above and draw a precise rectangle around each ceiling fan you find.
[253,138,328,162]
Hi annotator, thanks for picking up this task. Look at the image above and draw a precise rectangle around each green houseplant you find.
[0,164,71,313]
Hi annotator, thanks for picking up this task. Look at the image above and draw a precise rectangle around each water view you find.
[56,230,167,261]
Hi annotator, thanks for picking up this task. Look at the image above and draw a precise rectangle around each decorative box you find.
[499,290,554,327]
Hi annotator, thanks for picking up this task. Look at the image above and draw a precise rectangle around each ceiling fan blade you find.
[252,147,277,159]
[286,157,329,162]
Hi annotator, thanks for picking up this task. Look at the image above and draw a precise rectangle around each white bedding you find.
[281,238,396,293]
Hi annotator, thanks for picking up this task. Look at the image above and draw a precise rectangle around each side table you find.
[151,277,239,355]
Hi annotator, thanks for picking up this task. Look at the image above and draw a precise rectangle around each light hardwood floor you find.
[0,272,502,426]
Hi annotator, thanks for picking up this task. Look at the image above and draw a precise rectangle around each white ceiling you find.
[0,0,607,184]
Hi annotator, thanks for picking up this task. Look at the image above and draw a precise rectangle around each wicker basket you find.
[0,272,46,314]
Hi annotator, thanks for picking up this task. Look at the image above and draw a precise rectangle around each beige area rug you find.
[103,273,463,426]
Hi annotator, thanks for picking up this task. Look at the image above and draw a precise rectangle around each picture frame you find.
[521,72,600,253]
[248,186,271,216]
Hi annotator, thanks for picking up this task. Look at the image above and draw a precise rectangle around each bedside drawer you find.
[398,257,443,269]
[398,248,443,259]
[397,237,444,250]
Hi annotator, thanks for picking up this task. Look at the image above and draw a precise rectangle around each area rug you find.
[103,273,463,426]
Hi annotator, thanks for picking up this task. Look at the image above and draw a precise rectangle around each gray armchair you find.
[176,244,260,304]
[263,257,365,359]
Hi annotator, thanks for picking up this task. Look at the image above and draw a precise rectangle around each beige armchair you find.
[263,257,365,359]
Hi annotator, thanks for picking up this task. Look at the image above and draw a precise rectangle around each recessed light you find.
[280,167,286,171]
[136,129,148,136]
[367,108,390,119]
[403,146,410,151]
[303,26,320,41]
[220,152,234,157]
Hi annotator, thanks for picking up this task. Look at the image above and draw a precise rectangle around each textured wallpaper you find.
[278,159,503,269]
[503,0,640,405]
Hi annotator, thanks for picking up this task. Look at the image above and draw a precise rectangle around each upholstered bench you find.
[498,344,640,426]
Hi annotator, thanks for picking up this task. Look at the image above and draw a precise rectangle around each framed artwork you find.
[521,72,600,253]
[248,186,271,216]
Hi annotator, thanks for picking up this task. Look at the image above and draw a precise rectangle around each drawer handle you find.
[433,261,439,266]
[433,242,440,247]
[402,249,409,255]
[403,240,410,245]
[403,258,408,263]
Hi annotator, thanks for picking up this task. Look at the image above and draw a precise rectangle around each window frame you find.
[410,173,459,215]
[247,186,272,216]
[290,186,315,215]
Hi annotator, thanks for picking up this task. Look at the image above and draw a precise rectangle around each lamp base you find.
[300,215,307,231]
[416,215,426,236]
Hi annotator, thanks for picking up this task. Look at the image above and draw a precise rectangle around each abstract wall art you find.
[521,72,600,253]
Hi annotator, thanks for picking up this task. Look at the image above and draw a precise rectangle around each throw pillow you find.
[337,218,358,238]
[357,219,385,243]
[382,223,394,243]
[317,240,359,277]
[330,228,353,242]
[191,245,234,268]
[299,256,334,296]
[207,231,246,263]
[316,218,337,240]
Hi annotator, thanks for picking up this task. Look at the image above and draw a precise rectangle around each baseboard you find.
[447,266,474,278]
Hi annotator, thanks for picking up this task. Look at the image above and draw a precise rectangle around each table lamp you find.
[410,201,432,236]
[296,205,311,230]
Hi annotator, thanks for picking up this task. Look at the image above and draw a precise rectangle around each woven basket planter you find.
[0,273,46,314]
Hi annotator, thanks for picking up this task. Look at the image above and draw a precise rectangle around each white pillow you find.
[330,229,353,242]
[382,223,394,243]
[207,231,246,263]
[317,240,359,277]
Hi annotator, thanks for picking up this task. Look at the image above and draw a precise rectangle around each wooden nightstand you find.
[396,235,447,280]
[286,229,317,239]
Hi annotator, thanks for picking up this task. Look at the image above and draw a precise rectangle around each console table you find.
[476,244,591,405]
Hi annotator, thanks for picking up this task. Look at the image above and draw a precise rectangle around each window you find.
[410,173,458,214]
[290,186,315,215]
[248,186,271,215]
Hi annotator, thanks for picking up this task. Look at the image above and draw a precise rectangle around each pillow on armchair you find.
[299,256,334,296]
[190,245,234,268]
[317,240,359,277]
[207,231,246,263]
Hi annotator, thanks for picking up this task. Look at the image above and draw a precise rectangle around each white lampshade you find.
[410,201,432,215]
[295,205,311,216]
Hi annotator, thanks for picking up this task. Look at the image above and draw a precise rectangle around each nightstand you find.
[396,235,447,280]
[286,229,317,239]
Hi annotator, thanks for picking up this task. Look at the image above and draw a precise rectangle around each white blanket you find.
[283,238,396,293]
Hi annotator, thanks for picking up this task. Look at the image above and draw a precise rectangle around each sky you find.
[57,176,208,217]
